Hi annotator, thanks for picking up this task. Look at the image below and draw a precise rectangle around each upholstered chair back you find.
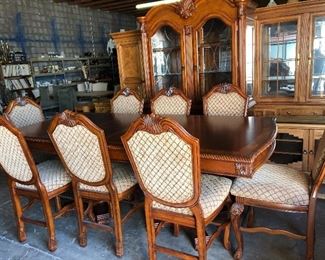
[0,116,34,183]
[203,84,248,116]
[122,114,200,206]
[49,111,111,184]
[311,131,325,182]
[111,88,144,114]
[4,97,45,128]
[151,88,192,115]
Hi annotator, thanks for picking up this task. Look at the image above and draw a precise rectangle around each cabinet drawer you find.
[279,108,324,116]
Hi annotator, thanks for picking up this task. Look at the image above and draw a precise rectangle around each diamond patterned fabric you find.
[0,126,33,182]
[16,160,71,192]
[153,95,189,115]
[79,163,137,194]
[8,104,44,128]
[231,163,310,206]
[111,95,143,114]
[153,174,232,218]
[52,124,106,183]
[127,130,194,204]
[311,131,325,181]
[206,92,246,116]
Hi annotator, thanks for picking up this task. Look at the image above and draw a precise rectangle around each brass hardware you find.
[309,150,314,155]
[303,150,308,155]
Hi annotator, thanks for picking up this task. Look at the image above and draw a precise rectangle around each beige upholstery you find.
[111,95,143,114]
[79,163,137,194]
[0,126,33,182]
[7,103,44,128]
[153,95,189,115]
[205,92,246,116]
[153,174,232,218]
[127,130,195,204]
[52,124,106,183]
[311,131,325,180]
[231,163,310,206]
[16,160,71,192]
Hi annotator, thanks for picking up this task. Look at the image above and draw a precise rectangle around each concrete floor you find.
[0,172,325,260]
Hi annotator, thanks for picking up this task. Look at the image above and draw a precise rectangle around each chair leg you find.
[40,196,57,251]
[73,187,87,247]
[8,184,26,243]
[196,220,207,260]
[173,224,180,237]
[247,206,254,228]
[223,223,231,250]
[306,206,316,260]
[145,201,156,260]
[231,202,244,260]
[111,197,123,257]
[55,196,62,211]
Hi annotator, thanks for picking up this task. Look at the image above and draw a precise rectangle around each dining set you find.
[0,83,324,260]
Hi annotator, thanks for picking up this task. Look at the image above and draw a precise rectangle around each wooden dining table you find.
[19,113,277,178]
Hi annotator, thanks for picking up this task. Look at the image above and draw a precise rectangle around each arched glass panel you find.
[198,18,232,95]
[151,26,182,92]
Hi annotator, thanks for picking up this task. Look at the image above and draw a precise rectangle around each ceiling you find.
[53,0,290,16]
[53,0,154,16]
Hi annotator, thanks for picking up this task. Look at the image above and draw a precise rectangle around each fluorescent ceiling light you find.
[136,0,181,9]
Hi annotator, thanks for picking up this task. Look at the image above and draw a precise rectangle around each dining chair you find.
[0,116,72,251]
[151,87,192,115]
[203,83,248,116]
[230,130,325,260]
[48,110,142,256]
[4,96,45,128]
[111,87,144,114]
[122,114,232,260]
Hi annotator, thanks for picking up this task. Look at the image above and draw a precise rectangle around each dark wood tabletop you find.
[20,113,277,178]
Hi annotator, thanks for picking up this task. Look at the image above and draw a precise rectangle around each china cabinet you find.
[136,0,255,108]
[253,0,325,116]
[111,30,145,97]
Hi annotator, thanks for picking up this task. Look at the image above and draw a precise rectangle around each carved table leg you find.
[231,203,244,260]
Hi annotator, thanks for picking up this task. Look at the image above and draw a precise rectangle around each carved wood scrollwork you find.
[140,23,146,34]
[219,83,232,94]
[184,25,192,35]
[235,162,250,176]
[58,110,78,127]
[166,87,175,97]
[16,97,27,106]
[174,0,196,19]
[142,114,164,134]
[122,87,131,96]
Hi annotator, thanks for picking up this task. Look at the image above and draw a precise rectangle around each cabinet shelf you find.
[276,138,303,143]
[200,70,231,74]
[154,73,181,76]
[152,47,180,52]
[4,75,32,79]
[34,72,65,77]
[273,151,302,156]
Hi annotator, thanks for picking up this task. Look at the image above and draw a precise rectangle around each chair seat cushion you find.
[79,163,137,194]
[152,174,232,218]
[16,160,71,192]
[230,163,310,206]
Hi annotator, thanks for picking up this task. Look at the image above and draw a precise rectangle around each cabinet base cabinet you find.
[271,123,325,198]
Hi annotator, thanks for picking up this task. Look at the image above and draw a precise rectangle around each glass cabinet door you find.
[310,16,325,98]
[151,26,182,92]
[198,18,232,96]
[261,20,298,98]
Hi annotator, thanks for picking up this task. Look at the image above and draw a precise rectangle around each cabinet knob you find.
[286,111,292,115]
[309,150,314,155]
[303,150,308,155]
